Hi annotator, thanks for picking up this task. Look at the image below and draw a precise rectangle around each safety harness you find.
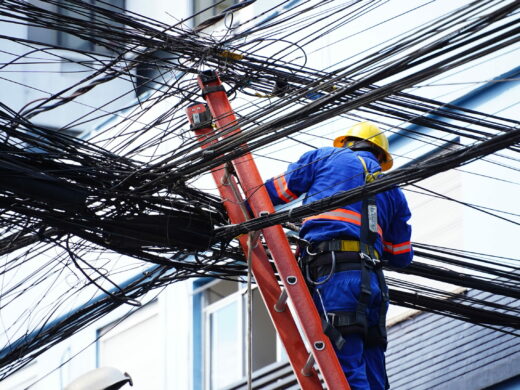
[302,155,390,349]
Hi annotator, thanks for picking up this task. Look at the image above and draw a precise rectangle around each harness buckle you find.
[361,286,372,296]
[305,242,319,256]
[359,252,380,268]
[327,312,336,326]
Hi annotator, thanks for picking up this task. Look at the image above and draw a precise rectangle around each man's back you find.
[266,146,412,267]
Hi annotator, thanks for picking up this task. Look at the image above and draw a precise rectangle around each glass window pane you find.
[214,0,234,15]
[27,1,59,45]
[57,0,125,53]
[251,289,277,371]
[210,301,241,389]
[58,0,93,51]
[206,279,238,305]
[194,0,214,26]
[92,0,125,54]
[194,0,213,13]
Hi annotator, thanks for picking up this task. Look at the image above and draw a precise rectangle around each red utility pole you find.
[185,70,349,389]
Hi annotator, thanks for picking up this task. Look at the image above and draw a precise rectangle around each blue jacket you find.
[265,147,413,267]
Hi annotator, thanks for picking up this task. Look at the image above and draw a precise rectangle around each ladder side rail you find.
[197,73,350,390]
[186,105,324,389]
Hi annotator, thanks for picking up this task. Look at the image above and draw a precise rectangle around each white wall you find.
[0,1,194,389]
[0,278,193,390]
[0,0,194,133]
[459,84,520,259]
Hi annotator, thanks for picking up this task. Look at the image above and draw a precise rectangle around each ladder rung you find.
[302,340,325,376]
[274,288,288,312]
[302,353,316,377]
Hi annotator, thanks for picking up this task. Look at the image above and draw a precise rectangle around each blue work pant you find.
[335,333,387,390]
[312,263,389,390]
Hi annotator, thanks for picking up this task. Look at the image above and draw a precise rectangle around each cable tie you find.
[219,50,244,61]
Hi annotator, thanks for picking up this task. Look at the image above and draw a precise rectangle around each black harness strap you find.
[355,156,380,340]
[322,317,346,351]
[375,268,389,346]
[201,85,226,98]
[356,255,371,338]
[358,156,389,347]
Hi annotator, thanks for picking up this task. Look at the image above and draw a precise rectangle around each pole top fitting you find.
[198,70,220,84]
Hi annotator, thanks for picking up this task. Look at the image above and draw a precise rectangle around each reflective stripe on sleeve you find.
[383,240,412,254]
[273,175,298,203]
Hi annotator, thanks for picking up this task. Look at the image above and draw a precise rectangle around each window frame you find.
[27,0,125,55]
[203,288,244,390]
[193,278,283,390]
[192,0,237,27]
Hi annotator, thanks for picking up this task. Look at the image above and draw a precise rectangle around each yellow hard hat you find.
[333,121,393,171]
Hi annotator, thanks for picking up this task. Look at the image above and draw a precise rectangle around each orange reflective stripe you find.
[393,241,412,254]
[274,175,298,203]
[305,213,361,225]
[281,176,298,201]
[303,209,383,238]
[383,240,411,254]
[273,175,289,203]
[304,209,361,224]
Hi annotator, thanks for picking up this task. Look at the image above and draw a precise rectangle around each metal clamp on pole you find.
[186,103,213,131]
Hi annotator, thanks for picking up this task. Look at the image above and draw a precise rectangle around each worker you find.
[264,121,413,390]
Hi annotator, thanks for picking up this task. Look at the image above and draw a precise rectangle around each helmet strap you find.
[345,139,384,164]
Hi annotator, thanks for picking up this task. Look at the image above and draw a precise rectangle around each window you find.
[134,50,178,96]
[192,0,236,27]
[195,279,279,390]
[206,288,242,389]
[28,0,125,54]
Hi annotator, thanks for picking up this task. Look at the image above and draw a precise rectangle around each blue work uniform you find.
[265,147,413,390]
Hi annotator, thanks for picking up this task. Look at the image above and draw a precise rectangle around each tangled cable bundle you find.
[0,0,519,380]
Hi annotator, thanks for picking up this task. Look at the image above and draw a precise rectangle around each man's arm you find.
[264,149,318,205]
[382,188,413,267]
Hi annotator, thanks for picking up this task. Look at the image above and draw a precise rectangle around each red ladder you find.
[185,70,349,390]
